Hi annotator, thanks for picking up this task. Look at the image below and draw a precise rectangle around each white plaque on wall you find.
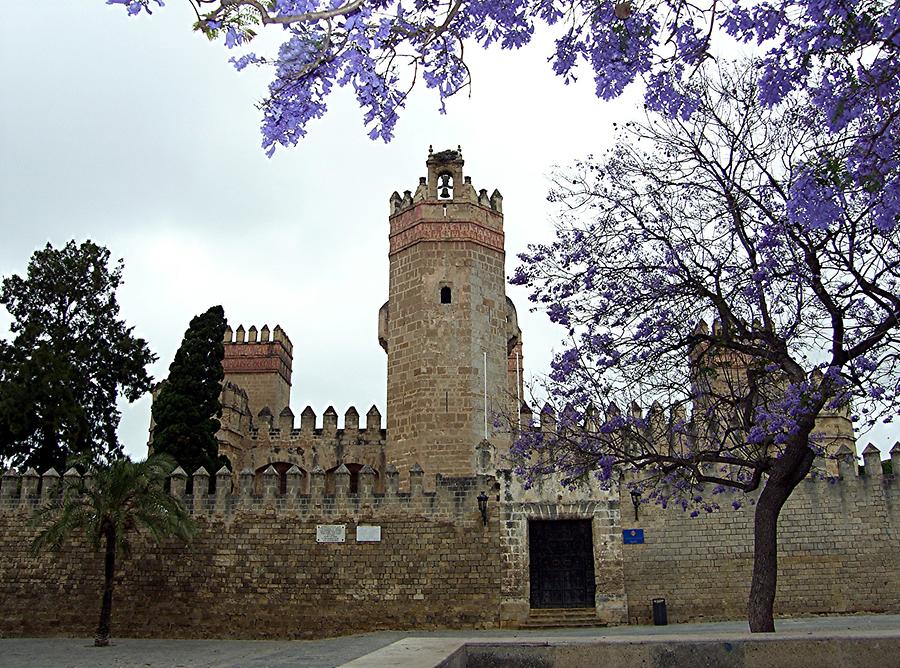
[356,525,382,542]
[316,524,346,543]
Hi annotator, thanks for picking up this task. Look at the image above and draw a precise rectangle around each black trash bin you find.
[652,598,668,626]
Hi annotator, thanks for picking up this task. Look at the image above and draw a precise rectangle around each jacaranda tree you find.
[509,63,899,632]
[110,1,897,235]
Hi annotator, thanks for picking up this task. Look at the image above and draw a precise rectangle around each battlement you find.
[2,448,897,520]
[246,404,384,443]
[519,400,866,478]
[223,324,293,353]
[0,465,496,523]
[389,146,503,218]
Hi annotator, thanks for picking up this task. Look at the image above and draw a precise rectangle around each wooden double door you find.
[529,519,596,609]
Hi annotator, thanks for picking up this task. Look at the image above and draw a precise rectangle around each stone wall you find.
[0,468,500,639]
[620,467,900,624]
[1,458,898,639]
[384,237,512,481]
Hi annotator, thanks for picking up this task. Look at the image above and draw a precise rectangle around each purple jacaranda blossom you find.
[103,1,895,231]
[507,61,898,524]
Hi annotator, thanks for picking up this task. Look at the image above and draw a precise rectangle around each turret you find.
[222,323,294,418]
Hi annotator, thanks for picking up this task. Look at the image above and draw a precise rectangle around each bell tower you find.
[378,147,522,480]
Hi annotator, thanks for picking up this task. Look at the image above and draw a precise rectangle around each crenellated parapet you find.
[0,466,496,524]
[387,146,504,257]
[6,443,897,518]
[503,442,900,517]
[223,323,293,354]
[197,463,492,522]
[245,404,383,443]
[518,396,862,478]
[221,403,386,483]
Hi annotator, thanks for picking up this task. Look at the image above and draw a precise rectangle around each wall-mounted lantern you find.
[477,491,488,526]
[630,489,641,521]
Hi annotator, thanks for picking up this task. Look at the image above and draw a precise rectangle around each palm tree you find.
[30,454,196,646]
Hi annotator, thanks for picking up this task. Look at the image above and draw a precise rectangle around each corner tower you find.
[379,147,522,479]
[221,324,293,418]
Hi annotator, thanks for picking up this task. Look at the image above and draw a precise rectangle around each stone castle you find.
[211,146,525,493]
[208,147,855,494]
[0,148,897,639]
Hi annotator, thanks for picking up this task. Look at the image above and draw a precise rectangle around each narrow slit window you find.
[440,286,452,304]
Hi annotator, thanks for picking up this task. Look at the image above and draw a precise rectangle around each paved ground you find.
[1,614,898,668]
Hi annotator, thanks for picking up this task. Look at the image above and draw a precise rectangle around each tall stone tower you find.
[379,147,522,480]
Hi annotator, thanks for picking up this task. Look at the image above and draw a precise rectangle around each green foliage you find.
[151,306,228,476]
[0,241,156,473]
[30,453,196,646]
[30,454,195,558]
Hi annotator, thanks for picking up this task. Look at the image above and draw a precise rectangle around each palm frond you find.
[30,453,196,559]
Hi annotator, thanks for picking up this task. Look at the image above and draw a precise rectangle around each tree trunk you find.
[94,527,116,647]
[747,444,815,632]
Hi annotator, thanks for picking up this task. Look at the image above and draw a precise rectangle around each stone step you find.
[520,619,604,628]
[527,608,598,618]
[522,608,606,629]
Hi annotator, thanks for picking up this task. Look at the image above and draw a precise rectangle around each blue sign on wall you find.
[623,529,644,544]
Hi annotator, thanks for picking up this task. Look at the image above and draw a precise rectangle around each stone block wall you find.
[385,239,511,481]
[0,469,500,639]
[620,471,900,624]
[1,459,898,639]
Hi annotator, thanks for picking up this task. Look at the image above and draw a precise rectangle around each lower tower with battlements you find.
[221,323,293,419]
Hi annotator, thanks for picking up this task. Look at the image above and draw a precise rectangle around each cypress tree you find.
[150,306,228,476]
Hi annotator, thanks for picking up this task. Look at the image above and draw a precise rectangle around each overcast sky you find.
[1,3,895,461]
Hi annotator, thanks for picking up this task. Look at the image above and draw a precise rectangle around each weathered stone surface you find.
[17,149,891,642]
[0,474,500,639]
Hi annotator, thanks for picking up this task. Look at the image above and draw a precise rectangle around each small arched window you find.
[440,286,452,304]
